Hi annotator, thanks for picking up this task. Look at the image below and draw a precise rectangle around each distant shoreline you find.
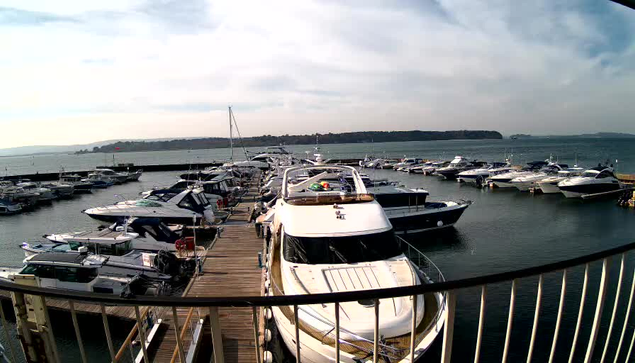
[81,130,503,154]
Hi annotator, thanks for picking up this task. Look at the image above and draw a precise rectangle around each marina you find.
[0,138,634,362]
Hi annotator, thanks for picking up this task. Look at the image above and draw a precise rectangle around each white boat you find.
[457,162,512,185]
[0,200,22,215]
[392,157,424,170]
[537,168,585,194]
[489,161,548,188]
[40,181,75,199]
[16,181,57,202]
[0,252,164,295]
[436,156,481,180]
[510,163,567,192]
[558,167,623,198]
[268,165,446,363]
[88,169,129,184]
[83,188,215,224]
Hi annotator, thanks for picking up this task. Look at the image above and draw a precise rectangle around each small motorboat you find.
[60,174,94,193]
[16,181,57,203]
[40,181,75,199]
[0,199,22,215]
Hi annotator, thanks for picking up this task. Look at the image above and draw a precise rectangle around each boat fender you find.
[437,221,443,227]
[263,351,273,363]
[265,308,273,320]
[264,329,272,342]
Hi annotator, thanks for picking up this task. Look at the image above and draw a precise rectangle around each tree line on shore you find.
[83,130,503,153]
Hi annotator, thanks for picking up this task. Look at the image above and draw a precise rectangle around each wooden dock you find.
[151,177,266,363]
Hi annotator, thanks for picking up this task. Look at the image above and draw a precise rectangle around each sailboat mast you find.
[229,106,234,162]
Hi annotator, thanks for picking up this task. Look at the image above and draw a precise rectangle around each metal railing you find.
[1,237,635,362]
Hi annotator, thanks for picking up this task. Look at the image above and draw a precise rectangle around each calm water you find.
[1,138,635,362]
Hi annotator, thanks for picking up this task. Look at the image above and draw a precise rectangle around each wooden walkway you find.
[153,179,266,363]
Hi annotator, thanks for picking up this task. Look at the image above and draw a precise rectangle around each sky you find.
[1,0,635,148]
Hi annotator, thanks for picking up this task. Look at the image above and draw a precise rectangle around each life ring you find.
[216,199,224,209]
[175,238,187,251]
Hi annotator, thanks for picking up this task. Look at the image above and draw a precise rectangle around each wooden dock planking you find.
[153,194,265,363]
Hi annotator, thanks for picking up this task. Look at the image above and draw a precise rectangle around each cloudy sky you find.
[1,0,635,148]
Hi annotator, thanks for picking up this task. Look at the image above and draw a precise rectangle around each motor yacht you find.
[123,169,143,182]
[558,167,623,198]
[422,161,448,175]
[83,188,215,224]
[510,163,568,192]
[268,165,446,363]
[489,161,548,188]
[60,174,94,193]
[0,252,165,296]
[16,181,57,203]
[537,167,585,194]
[392,157,424,171]
[0,199,21,215]
[371,185,470,233]
[88,169,128,185]
[40,181,75,199]
[436,156,483,180]
[457,162,512,185]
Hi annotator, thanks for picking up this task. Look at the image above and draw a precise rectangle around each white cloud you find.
[1,0,635,148]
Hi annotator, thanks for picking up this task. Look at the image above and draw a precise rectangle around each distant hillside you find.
[508,132,635,140]
[88,130,503,153]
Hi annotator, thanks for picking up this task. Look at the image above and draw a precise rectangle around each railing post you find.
[600,253,625,363]
[569,263,590,363]
[374,299,380,363]
[172,307,186,363]
[502,279,517,363]
[441,291,456,363]
[527,274,544,363]
[474,285,486,363]
[134,306,150,363]
[613,266,635,363]
[100,303,117,362]
[252,307,262,363]
[583,258,611,363]
[410,294,417,362]
[549,269,567,363]
[68,301,88,363]
[209,306,225,363]
[294,305,301,363]
[335,302,340,362]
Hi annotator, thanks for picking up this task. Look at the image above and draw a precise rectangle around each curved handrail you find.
[1,241,634,307]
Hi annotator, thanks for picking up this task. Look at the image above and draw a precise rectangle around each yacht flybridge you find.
[83,188,215,224]
[268,165,446,362]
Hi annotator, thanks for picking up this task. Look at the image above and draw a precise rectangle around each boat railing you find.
[1,236,635,362]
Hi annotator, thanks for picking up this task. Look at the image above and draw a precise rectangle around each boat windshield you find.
[283,230,402,264]
[581,171,599,178]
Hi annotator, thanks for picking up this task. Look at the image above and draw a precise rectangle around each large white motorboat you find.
[15,181,57,202]
[489,161,548,188]
[558,167,623,198]
[0,252,165,296]
[436,156,482,180]
[392,157,424,171]
[537,167,585,194]
[83,188,215,224]
[510,163,568,192]
[457,161,512,185]
[88,168,129,185]
[268,165,446,363]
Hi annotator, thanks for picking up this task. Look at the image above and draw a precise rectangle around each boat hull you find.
[538,181,562,194]
[384,202,469,234]
[559,184,622,198]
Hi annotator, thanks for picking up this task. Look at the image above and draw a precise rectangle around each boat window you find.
[135,200,163,208]
[178,194,200,210]
[283,230,402,264]
[596,170,615,179]
[581,171,599,178]
[54,267,98,283]
[21,264,55,278]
